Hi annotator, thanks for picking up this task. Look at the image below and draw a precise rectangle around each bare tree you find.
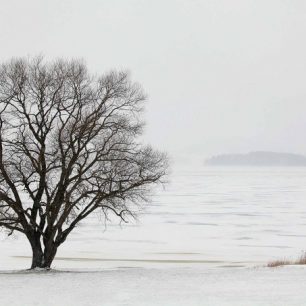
[0,57,168,269]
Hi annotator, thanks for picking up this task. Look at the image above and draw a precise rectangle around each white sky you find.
[1,0,306,163]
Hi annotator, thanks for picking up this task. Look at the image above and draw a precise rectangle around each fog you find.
[1,0,306,164]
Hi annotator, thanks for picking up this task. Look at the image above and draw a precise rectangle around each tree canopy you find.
[0,57,168,268]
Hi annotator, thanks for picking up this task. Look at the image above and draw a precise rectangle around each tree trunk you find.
[30,235,58,269]
[31,244,44,269]
[43,244,58,269]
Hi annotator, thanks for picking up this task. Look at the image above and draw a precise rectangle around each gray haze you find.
[1,0,306,164]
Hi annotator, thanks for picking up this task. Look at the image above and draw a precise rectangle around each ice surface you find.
[2,166,306,270]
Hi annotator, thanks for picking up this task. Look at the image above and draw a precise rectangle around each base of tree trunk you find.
[28,267,52,271]
[31,245,57,270]
[31,257,55,270]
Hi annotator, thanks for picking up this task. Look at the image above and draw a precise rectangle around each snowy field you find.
[1,166,306,305]
[0,266,306,306]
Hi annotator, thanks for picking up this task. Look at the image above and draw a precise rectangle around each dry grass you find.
[267,259,291,267]
[268,252,306,267]
[295,252,306,265]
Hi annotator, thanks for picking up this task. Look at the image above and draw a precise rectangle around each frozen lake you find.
[2,166,306,270]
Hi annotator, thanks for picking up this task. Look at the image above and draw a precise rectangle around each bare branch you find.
[0,56,168,269]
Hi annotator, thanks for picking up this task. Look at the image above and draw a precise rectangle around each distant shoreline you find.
[205,151,306,167]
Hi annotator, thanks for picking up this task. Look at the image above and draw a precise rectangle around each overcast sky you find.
[1,0,306,163]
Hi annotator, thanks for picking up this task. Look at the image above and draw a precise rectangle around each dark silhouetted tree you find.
[0,57,168,269]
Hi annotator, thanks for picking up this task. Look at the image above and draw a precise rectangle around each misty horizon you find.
[205,151,306,166]
[1,0,306,164]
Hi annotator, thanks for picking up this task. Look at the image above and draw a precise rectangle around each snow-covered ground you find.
[1,166,306,305]
[0,266,306,306]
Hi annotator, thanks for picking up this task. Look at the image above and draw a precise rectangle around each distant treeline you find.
[205,151,306,166]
